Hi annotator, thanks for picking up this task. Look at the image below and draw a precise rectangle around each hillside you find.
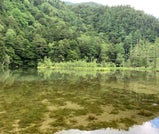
[0,0,159,69]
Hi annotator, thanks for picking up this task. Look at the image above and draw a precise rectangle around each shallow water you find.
[55,117,159,134]
[0,69,159,133]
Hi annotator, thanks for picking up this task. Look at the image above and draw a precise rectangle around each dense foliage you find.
[0,0,159,70]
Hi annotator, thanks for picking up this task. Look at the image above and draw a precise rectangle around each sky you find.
[62,0,159,18]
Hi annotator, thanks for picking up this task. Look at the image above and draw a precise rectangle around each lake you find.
[0,69,159,134]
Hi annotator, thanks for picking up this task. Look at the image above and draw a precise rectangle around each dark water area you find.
[0,69,159,133]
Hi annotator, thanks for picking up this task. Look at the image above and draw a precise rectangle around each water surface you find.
[0,69,159,133]
[55,117,159,134]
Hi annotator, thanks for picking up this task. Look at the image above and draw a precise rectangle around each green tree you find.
[0,39,10,70]
[0,0,4,12]
[5,29,17,47]
[97,43,109,63]
[32,34,48,59]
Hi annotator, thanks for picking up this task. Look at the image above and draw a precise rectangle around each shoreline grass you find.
[38,66,156,72]
[38,59,157,72]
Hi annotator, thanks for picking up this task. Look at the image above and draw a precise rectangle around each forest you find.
[0,0,159,70]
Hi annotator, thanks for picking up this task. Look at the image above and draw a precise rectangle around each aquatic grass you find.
[87,120,118,130]
[49,108,88,119]
[1,70,159,133]
[19,104,47,128]
[51,116,67,127]
[69,119,78,124]
[72,109,88,116]
[123,104,136,110]
[110,108,119,115]
[87,114,97,121]
[0,115,14,132]
[119,118,137,127]
[137,110,154,117]
[85,104,103,115]
[49,108,72,118]
[19,125,41,134]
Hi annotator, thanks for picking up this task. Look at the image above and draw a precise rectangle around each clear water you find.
[0,69,159,133]
[55,117,159,134]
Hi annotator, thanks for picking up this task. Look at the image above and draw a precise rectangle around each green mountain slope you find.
[0,0,159,69]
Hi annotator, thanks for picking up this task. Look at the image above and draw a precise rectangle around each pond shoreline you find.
[37,66,157,72]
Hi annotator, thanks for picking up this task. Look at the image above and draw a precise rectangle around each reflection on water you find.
[151,117,159,128]
[0,69,159,133]
[56,117,159,134]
